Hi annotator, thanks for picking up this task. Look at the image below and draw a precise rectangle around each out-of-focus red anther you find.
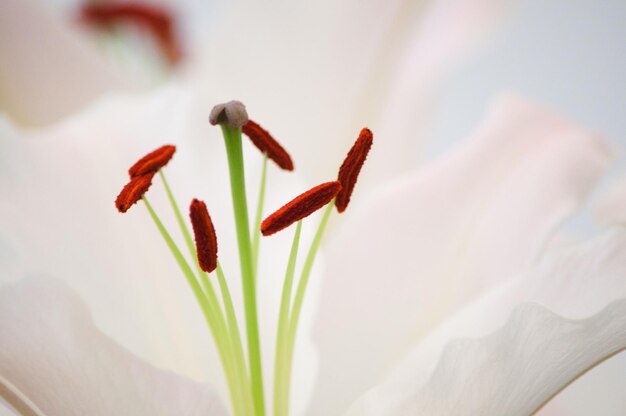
[128,145,176,178]
[79,2,182,65]
[115,172,156,213]
[261,181,341,236]
[335,128,373,213]
[242,120,294,171]
[189,199,218,273]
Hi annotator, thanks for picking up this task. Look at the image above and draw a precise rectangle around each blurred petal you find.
[594,172,626,226]
[0,0,126,126]
[0,278,227,415]
[365,0,515,184]
[345,228,626,414]
[188,0,512,183]
[310,93,611,414]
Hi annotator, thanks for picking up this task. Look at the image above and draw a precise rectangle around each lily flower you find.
[2,1,626,414]
[2,83,626,415]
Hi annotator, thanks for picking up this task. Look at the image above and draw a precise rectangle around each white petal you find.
[346,228,626,414]
[0,278,228,416]
[310,94,611,414]
[371,301,626,416]
[0,0,125,126]
[535,352,626,415]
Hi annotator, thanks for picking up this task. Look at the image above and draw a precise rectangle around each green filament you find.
[282,202,334,414]
[142,196,244,415]
[252,155,269,280]
[216,263,254,414]
[273,221,303,416]
[159,170,253,414]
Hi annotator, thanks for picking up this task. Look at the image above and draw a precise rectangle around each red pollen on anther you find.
[79,2,183,65]
[261,181,342,236]
[242,120,294,171]
[128,145,176,178]
[335,128,373,213]
[189,199,218,273]
[115,172,156,213]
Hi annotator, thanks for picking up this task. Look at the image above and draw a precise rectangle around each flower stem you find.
[273,221,302,416]
[221,124,266,416]
[283,202,334,413]
[142,196,244,415]
[252,155,269,281]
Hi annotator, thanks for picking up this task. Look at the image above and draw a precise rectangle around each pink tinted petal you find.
[311,94,611,414]
[366,0,515,184]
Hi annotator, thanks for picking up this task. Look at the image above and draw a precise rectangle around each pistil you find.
[212,101,266,416]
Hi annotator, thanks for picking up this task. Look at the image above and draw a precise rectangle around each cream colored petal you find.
[346,228,626,414]
[0,0,126,126]
[0,278,228,416]
[310,93,611,414]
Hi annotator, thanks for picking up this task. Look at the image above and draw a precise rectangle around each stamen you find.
[128,145,176,178]
[242,120,294,171]
[115,173,155,213]
[261,181,342,236]
[209,101,249,128]
[335,128,373,213]
[79,2,182,65]
[189,199,219,273]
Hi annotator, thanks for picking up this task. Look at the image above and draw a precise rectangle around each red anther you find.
[335,128,373,213]
[261,181,341,236]
[115,172,156,213]
[242,120,294,171]
[79,2,182,65]
[128,145,176,178]
[189,199,218,273]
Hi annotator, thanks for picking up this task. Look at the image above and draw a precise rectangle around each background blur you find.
[433,0,626,235]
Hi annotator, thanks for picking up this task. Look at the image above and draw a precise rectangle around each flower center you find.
[114,100,372,416]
